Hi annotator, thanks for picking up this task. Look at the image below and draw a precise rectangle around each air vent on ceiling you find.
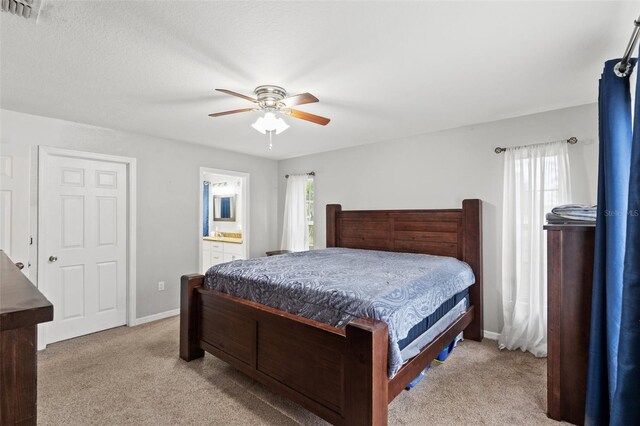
[1,0,38,19]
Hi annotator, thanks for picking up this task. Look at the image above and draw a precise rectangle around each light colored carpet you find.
[38,316,563,425]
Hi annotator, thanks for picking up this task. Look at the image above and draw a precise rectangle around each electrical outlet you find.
[158,281,165,291]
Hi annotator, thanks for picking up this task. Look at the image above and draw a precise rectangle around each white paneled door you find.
[0,143,31,278]
[40,150,128,344]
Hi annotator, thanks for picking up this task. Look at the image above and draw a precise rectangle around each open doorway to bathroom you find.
[199,168,249,274]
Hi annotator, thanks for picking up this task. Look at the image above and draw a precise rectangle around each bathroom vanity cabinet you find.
[202,238,245,273]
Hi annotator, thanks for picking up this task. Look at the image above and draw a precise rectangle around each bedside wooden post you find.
[545,224,595,426]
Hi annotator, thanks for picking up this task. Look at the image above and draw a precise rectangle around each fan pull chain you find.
[268,130,273,151]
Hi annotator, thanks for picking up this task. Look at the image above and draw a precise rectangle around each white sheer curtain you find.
[499,141,571,356]
[281,174,309,252]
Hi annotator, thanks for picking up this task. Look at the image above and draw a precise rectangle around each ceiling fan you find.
[209,85,331,140]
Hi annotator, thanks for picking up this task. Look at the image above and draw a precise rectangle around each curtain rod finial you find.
[567,137,578,144]
[615,61,633,77]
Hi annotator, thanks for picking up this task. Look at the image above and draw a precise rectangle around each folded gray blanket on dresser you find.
[204,247,475,378]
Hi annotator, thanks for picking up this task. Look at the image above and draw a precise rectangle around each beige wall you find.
[278,103,599,335]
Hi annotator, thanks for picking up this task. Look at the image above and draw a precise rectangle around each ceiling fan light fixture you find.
[252,112,289,135]
[274,117,289,135]
[251,116,267,134]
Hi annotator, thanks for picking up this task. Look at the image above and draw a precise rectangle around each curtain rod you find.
[615,14,640,77]
[285,171,315,178]
[494,137,578,154]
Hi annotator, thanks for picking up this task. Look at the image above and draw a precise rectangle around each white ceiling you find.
[1,1,638,159]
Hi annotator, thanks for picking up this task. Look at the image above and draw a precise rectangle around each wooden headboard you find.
[326,199,483,340]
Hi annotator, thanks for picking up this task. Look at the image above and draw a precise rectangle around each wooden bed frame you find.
[180,199,483,426]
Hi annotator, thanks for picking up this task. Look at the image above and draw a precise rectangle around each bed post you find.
[180,274,205,361]
[326,204,342,247]
[462,199,483,341]
[344,318,389,426]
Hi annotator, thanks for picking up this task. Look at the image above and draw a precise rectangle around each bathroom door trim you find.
[198,167,250,273]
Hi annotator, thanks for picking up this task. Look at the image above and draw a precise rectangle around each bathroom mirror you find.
[213,194,237,222]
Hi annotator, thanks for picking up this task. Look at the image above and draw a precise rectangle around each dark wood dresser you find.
[265,249,292,256]
[0,250,53,425]
[545,224,595,426]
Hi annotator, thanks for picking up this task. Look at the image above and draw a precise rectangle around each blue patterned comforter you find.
[204,247,475,377]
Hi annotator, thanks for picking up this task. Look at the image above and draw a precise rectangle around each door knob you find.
[49,256,58,263]
[16,262,24,270]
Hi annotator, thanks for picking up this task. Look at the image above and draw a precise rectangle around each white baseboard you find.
[131,308,180,326]
[483,330,500,341]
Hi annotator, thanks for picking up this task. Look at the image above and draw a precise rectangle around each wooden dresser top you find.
[0,250,53,331]
[544,223,596,231]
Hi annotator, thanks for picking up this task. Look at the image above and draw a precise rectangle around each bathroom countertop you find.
[203,236,244,244]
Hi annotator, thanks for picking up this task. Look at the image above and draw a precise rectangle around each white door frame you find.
[198,167,250,273]
[37,146,137,348]
[0,143,31,279]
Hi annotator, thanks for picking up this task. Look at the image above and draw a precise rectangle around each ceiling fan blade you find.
[208,108,255,117]
[215,89,257,103]
[280,92,319,107]
[289,109,331,126]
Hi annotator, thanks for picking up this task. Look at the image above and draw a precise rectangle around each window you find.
[514,155,563,262]
[281,174,313,252]
[306,177,315,249]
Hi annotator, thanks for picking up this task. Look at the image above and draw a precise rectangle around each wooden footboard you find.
[180,274,389,425]
[180,274,474,425]
[180,199,483,425]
